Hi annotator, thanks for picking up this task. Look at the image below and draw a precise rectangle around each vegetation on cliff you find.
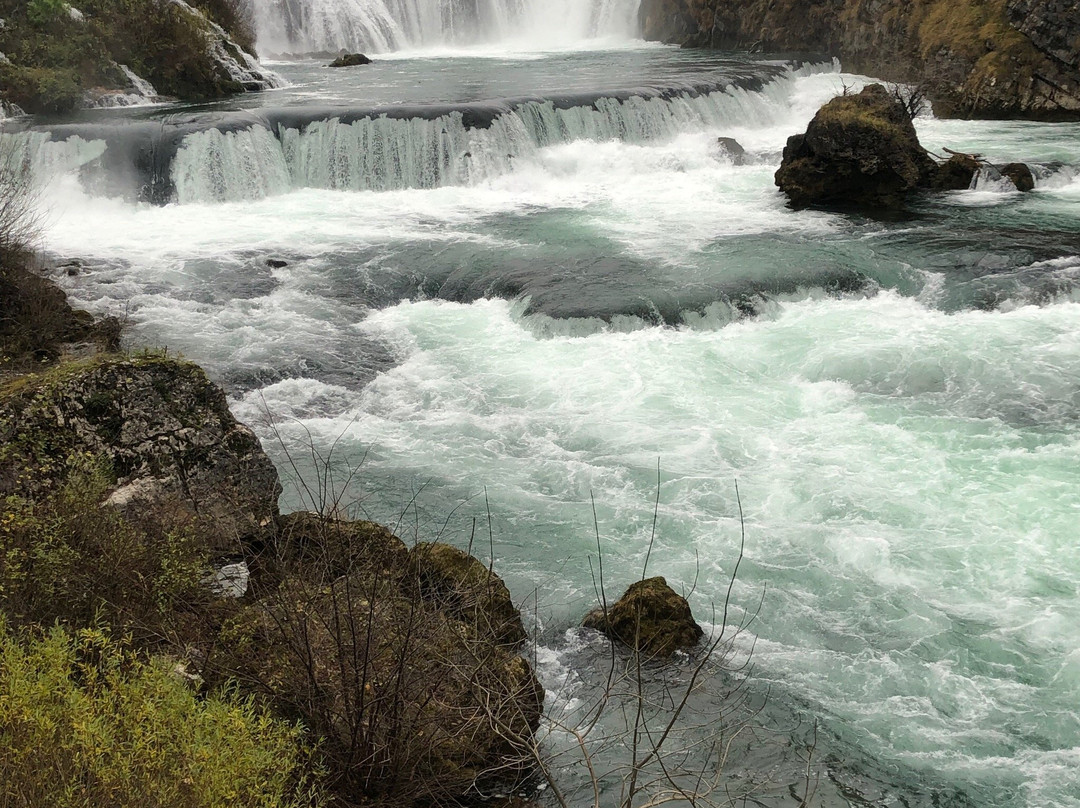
[0,0,271,115]
[638,0,1080,119]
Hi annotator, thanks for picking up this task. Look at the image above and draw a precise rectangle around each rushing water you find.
[8,25,1080,808]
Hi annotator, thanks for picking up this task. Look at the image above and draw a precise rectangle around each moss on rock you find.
[584,576,703,658]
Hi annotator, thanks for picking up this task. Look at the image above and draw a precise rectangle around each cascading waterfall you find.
[252,0,640,54]
[171,66,828,203]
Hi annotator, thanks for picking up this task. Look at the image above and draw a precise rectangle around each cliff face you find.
[638,0,1080,119]
[0,0,280,115]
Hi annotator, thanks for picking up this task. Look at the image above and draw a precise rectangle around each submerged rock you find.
[329,52,373,67]
[583,576,703,658]
[775,84,937,209]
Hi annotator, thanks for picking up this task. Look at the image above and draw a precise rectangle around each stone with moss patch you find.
[0,353,280,553]
[583,576,704,658]
[775,84,938,209]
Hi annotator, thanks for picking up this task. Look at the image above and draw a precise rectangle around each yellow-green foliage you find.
[0,455,209,631]
[916,0,1028,62]
[0,622,323,808]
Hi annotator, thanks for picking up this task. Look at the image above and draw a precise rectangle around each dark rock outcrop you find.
[637,0,1080,120]
[0,355,281,552]
[0,263,120,366]
[329,52,373,67]
[584,576,703,658]
[775,84,938,208]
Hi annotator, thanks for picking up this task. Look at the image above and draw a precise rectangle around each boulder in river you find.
[775,84,938,209]
[928,152,982,191]
[1000,162,1036,192]
[715,136,747,165]
[584,576,703,658]
[329,52,373,67]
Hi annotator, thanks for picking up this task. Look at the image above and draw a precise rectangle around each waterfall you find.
[169,66,823,203]
[252,0,641,55]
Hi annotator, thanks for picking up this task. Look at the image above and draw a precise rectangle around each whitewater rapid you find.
[15,47,1080,808]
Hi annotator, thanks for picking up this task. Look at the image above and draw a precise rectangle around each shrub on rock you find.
[774,84,938,209]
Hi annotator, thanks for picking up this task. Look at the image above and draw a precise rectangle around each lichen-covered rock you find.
[775,84,938,208]
[0,354,280,552]
[583,576,703,658]
[410,542,528,647]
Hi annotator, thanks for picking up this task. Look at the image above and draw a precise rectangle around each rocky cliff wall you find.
[638,0,1080,119]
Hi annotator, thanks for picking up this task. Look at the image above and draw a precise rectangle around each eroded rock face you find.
[775,84,937,208]
[637,0,1080,119]
[584,576,703,658]
[0,355,280,552]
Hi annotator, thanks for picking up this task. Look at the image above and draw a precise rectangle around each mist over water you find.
[10,13,1080,806]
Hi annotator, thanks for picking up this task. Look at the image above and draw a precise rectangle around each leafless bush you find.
[889,83,929,122]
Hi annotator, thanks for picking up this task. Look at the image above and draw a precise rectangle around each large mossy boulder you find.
[216,524,543,804]
[0,0,280,114]
[583,576,703,658]
[775,84,938,209]
[271,511,409,579]
[0,354,280,552]
[410,542,528,647]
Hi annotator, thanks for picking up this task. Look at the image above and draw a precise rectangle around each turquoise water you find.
[17,45,1080,808]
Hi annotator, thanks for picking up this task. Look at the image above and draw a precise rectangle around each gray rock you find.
[715,136,747,165]
[0,355,281,553]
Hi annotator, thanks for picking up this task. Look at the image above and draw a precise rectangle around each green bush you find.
[0,622,323,808]
[25,0,67,27]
